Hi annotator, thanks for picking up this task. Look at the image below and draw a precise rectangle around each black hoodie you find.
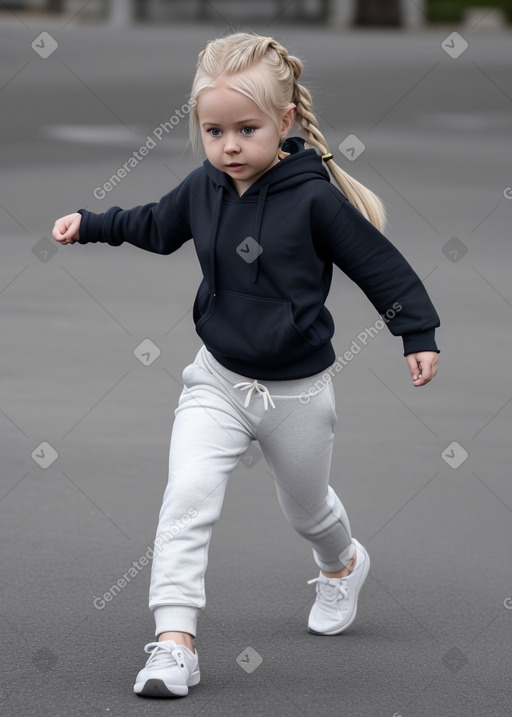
[77,137,440,380]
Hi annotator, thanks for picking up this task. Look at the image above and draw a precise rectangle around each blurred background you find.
[1,2,511,717]
[1,0,512,26]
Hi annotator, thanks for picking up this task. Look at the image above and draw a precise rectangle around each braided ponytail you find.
[281,49,387,232]
[189,31,387,232]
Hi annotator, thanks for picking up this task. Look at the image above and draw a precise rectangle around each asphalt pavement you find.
[1,10,511,717]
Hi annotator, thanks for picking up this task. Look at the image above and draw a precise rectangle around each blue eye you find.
[206,127,255,137]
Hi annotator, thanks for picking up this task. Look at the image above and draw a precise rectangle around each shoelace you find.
[233,379,276,410]
[307,576,349,600]
[144,641,187,671]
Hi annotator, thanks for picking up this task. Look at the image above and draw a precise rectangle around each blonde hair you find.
[188,31,387,232]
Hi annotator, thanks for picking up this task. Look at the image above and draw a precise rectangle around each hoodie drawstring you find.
[208,184,224,296]
[234,379,276,411]
[251,183,269,284]
[208,182,268,292]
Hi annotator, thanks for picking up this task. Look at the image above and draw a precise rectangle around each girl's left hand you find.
[406,351,439,387]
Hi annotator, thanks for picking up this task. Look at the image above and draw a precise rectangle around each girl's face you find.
[197,77,295,197]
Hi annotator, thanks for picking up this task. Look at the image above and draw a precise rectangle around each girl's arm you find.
[53,182,192,255]
[316,193,440,380]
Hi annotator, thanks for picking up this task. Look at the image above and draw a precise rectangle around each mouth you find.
[227,163,245,168]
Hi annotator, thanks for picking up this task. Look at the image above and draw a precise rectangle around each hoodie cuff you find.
[402,328,440,356]
[77,208,109,244]
[76,209,90,244]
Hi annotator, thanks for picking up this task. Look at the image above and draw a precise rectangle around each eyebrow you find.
[201,118,261,127]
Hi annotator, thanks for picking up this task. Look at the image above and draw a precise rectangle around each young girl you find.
[53,31,439,699]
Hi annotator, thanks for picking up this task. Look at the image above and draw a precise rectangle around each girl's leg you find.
[257,381,355,573]
[148,359,252,643]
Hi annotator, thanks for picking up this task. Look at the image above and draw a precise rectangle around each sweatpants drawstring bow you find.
[233,379,276,411]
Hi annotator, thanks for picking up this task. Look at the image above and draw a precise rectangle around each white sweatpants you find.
[149,345,354,637]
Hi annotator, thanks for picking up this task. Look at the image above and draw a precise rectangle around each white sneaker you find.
[307,538,370,635]
[133,639,200,698]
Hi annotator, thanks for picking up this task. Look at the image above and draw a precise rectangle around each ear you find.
[280,103,296,138]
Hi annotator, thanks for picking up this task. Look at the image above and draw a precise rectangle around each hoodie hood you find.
[203,140,331,198]
[202,138,331,287]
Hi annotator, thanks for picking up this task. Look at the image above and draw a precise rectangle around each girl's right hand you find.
[52,213,82,244]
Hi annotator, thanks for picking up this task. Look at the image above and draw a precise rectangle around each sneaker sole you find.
[308,543,370,636]
[134,671,200,698]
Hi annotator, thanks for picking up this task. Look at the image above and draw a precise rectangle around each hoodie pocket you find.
[195,290,315,366]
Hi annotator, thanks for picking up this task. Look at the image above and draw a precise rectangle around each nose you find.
[223,131,241,155]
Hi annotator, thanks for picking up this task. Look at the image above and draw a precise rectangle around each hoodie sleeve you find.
[316,193,440,356]
[76,179,192,255]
